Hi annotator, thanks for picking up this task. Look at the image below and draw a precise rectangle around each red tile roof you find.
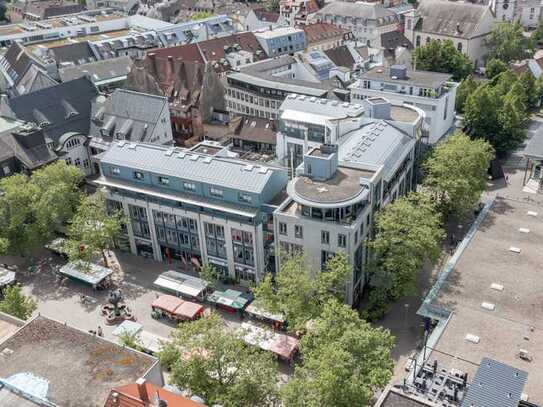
[303,22,351,45]
[104,382,205,407]
[147,32,267,73]
[253,8,280,23]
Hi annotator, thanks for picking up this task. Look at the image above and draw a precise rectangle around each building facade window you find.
[129,204,150,239]
[159,176,169,185]
[279,222,287,235]
[205,222,226,259]
[295,225,303,238]
[338,233,347,248]
[321,230,330,244]
[134,171,144,180]
[232,229,255,266]
[183,182,196,191]
[210,187,223,197]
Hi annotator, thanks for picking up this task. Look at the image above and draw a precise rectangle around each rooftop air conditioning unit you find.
[519,349,532,361]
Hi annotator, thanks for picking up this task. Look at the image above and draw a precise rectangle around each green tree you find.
[456,75,479,113]
[66,192,125,266]
[166,313,278,406]
[463,84,501,143]
[423,132,494,217]
[191,10,212,20]
[485,58,508,79]
[254,251,351,332]
[366,192,443,318]
[519,70,538,109]
[0,238,8,255]
[413,39,474,81]
[486,22,532,63]
[0,284,37,320]
[268,0,280,11]
[0,161,83,256]
[496,91,527,154]
[282,300,394,407]
[198,263,219,288]
[119,330,145,352]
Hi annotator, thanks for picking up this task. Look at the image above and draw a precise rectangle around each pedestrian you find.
[505,175,509,185]
[97,326,103,337]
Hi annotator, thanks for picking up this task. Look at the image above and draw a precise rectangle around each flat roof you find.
[288,166,372,207]
[254,26,303,39]
[426,197,543,403]
[390,105,420,123]
[360,67,452,89]
[0,315,158,406]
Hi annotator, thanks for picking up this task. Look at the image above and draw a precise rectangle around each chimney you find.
[136,378,149,403]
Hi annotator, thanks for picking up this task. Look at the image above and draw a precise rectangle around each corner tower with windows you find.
[274,95,422,305]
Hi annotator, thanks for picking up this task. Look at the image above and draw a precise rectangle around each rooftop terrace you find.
[0,315,159,406]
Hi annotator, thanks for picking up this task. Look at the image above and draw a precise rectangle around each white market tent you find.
[58,261,112,288]
[153,270,209,301]
[240,322,299,361]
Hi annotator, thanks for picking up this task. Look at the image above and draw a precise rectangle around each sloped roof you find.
[324,45,356,70]
[89,88,168,143]
[100,141,280,194]
[253,8,280,23]
[1,42,46,84]
[104,382,204,407]
[234,117,277,144]
[59,55,132,84]
[15,64,58,96]
[3,77,98,145]
[415,0,492,39]
[43,3,85,18]
[3,127,57,169]
[316,1,398,24]
[51,41,96,66]
[148,32,267,73]
[303,22,350,44]
[381,30,413,51]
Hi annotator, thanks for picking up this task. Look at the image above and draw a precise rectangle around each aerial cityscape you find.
[0,0,542,405]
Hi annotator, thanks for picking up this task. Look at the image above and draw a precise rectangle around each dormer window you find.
[110,167,120,175]
[159,176,169,185]
[134,171,144,180]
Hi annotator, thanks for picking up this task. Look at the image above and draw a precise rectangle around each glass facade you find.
[153,210,201,254]
[231,228,255,267]
[205,222,227,259]
[129,204,150,239]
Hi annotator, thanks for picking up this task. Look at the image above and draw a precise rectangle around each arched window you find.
[416,35,421,47]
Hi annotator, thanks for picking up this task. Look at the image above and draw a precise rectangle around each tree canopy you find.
[486,22,533,63]
[455,75,479,113]
[282,300,394,407]
[0,284,37,320]
[162,313,278,406]
[0,161,83,256]
[423,132,494,217]
[253,251,351,332]
[413,39,474,81]
[485,58,508,79]
[366,192,444,318]
[191,11,212,20]
[66,192,125,266]
[463,70,531,155]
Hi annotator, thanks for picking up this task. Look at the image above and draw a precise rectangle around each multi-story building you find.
[308,1,399,47]
[0,12,173,47]
[303,22,354,52]
[95,141,289,284]
[225,54,350,120]
[244,8,288,32]
[274,95,423,305]
[404,0,496,68]
[7,0,84,23]
[350,65,457,144]
[280,0,320,26]
[254,26,306,57]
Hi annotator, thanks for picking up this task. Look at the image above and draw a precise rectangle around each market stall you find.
[153,271,209,301]
[58,261,112,290]
[244,303,285,330]
[151,294,204,322]
[206,289,251,314]
[240,322,299,362]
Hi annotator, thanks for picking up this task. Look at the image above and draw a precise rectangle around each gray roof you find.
[339,119,415,178]
[461,358,527,407]
[524,129,543,159]
[415,0,492,39]
[100,142,282,194]
[316,1,398,24]
[59,55,133,84]
[379,389,433,407]
[279,93,365,120]
[229,55,332,97]
[359,67,452,89]
[90,89,168,143]
[15,64,58,95]
[0,315,158,407]
[51,41,97,65]
[3,77,98,146]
